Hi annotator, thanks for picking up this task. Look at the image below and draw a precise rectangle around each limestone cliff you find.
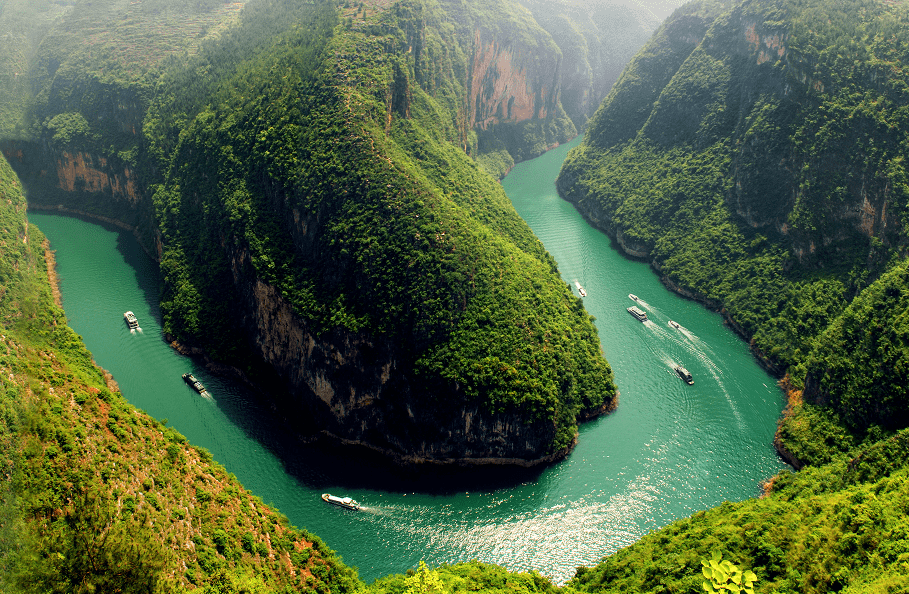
[227,260,575,467]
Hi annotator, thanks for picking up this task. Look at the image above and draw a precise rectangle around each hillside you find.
[0,0,623,465]
[551,0,909,589]
[0,151,362,592]
[558,0,909,464]
[144,0,616,466]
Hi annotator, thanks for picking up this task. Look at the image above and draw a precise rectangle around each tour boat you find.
[321,493,360,511]
[123,311,139,330]
[182,373,210,397]
[674,365,694,385]
[627,306,647,322]
[574,281,587,297]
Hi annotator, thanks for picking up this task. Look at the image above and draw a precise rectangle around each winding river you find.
[28,136,786,584]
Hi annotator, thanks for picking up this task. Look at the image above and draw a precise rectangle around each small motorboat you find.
[674,365,694,385]
[668,320,680,329]
[321,493,360,511]
[628,294,639,301]
[124,311,139,330]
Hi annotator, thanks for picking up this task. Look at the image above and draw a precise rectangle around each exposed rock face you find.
[468,29,561,130]
[226,244,569,467]
[515,0,654,129]
[2,139,159,255]
[53,151,141,202]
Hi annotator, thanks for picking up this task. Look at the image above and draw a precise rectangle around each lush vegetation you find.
[567,430,909,593]
[548,0,909,589]
[141,0,615,456]
[0,154,361,592]
[558,0,909,461]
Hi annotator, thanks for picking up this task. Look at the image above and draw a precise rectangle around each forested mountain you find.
[555,0,909,589]
[0,0,631,468]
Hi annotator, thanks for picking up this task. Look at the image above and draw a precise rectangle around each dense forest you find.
[2,0,625,466]
[556,0,909,589]
[3,0,909,591]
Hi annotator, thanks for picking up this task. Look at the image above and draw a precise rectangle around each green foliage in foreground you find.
[368,560,559,594]
[569,430,909,593]
[0,154,361,593]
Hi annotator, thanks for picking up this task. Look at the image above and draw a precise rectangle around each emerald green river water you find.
[28,136,787,584]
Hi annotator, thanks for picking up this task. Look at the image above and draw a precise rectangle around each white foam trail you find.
[130,329,136,335]
[653,316,744,428]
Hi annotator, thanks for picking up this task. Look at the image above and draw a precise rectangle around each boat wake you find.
[648,313,745,427]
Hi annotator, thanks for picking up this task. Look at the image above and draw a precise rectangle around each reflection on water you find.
[29,138,786,584]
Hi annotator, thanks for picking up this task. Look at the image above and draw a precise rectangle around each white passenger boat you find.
[321,493,360,511]
[627,306,647,322]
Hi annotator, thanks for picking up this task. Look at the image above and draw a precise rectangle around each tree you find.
[701,552,757,594]
[17,488,166,594]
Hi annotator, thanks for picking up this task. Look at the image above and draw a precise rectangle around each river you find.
[27,136,786,584]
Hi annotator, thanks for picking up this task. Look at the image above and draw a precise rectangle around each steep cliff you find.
[515,0,655,130]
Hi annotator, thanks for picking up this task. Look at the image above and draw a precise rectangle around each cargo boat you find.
[182,373,210,397]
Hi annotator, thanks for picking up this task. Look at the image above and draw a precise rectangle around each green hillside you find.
[553,0,909,589]
[558,0,909,462]
[0,153,361,592]
[142,0,616,461]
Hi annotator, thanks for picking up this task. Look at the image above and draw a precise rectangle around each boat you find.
[627,306,647,322]
[668,320,680,329]
[628,294,639,301]
[574,281,588,297]
[182,373,210,397]
[321,493,360,511]
[123,311,139,330]
[674,365,694,385]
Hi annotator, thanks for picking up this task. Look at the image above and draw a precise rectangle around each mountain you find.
[553,0,909,589]
[0,0,624,467]
[558,0,909,463]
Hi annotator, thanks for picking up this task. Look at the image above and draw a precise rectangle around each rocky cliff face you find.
[468,29,561,131]
[224,221,573,467]
[515,0,654,130]
[1,139,159,256]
